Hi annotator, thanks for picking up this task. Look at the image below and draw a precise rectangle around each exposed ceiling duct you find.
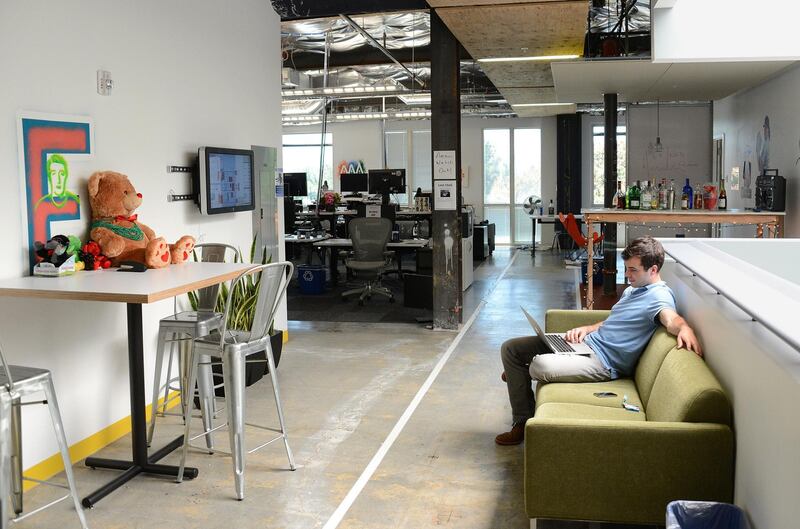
[271,0,428,21]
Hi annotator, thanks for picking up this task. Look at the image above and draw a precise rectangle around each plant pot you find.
[204,330,284,398]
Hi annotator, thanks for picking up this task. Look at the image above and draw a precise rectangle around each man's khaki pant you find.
[500,336,612,424]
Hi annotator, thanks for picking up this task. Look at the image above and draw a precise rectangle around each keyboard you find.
[545,334,576,353]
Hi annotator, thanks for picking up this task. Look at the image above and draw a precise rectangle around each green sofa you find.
[525,310,734,527]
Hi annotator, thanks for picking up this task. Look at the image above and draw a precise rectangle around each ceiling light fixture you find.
[477,54,579,63]
[513,103,575,107]
[654,100,664,153]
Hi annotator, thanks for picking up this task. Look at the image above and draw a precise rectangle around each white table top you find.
[396,210,432,216]
[316,238,430,248]
[530,214,584,220]
[0,262,252,304]
[296,210,357,217]
[285,234,331,244]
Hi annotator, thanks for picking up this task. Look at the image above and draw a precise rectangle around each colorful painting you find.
[17,112,93,272]
[336,159,366,176]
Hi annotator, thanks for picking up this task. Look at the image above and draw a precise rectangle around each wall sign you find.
[434,150,456,180]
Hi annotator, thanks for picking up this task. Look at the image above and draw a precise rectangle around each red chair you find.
[558,212,603,260]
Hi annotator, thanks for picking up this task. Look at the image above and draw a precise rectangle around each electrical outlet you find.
[97,70,113,96]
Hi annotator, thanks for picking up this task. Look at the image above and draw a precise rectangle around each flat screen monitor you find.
[341,173,368,193]
[368,169,406,194]
[283,172,308,197]
[196,147,255,215]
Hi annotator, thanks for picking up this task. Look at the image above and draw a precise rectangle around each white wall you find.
[285,115,558,243]
[0,0,282,468]
[653,1,800,62]
[714,63,800,237]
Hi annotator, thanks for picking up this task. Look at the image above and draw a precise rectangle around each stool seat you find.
[159,310,223,336]
[195,331,268,357]
[0,365,50,387]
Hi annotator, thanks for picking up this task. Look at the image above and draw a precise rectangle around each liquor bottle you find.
[680,188,689,210]
[625,183,632,209]
[658,178,668,210]
[682,178,693,209]
[640,181,651,210]
[615,181,626,209]
[718,178,727,210]
[650,179,659,210]
[693,185,704,209]
[548,199,555,216]
[629,180,641,210]
[667,179,676,210]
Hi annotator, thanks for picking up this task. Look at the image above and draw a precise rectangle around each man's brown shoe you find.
[495,422,525,445]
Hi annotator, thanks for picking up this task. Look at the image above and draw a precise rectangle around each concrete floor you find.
[24,248,653,529]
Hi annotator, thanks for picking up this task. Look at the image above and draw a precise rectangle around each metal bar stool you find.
[147,243,240,452]
[0,341,88,529]
[177,262,296,500]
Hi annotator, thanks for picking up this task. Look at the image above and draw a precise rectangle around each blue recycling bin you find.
[666,501,751,529]
[297,264,326,295]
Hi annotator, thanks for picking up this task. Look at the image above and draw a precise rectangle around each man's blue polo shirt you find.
[584,281,676,379]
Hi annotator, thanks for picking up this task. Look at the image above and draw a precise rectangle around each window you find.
[412,130,432,194]
[483,128,541,244]
[385,130,408,205]
[282,133,333,204]
[592,125,627,206]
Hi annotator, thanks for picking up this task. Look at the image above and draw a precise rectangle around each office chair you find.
[0,339,88,529]
[147,243,240,452]
[341,217,395,305]
[177,262,296,500]
[558,212,603,261]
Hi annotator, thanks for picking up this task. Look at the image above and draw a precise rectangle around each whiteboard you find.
[627,104,712,186]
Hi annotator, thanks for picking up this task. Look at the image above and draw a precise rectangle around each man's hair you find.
[621,236,665,271]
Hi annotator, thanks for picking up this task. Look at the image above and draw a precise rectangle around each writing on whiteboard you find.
[434,150,456,180]
[641,147,696,176]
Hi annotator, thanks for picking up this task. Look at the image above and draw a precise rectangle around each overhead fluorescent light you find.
[397,93,432,105]
[478,54,579,63]
[514,103,575,107]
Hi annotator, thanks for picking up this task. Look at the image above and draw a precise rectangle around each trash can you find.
[666,501,751,529]
[580,257,604,286]
[297,264,326,294]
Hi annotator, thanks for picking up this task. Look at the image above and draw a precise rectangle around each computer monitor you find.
[368,169,406,205]
[195,147,255,215]
[283,172,308,197]
[340,173,368,193]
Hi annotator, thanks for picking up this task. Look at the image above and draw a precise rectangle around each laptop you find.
[520,307,594,356]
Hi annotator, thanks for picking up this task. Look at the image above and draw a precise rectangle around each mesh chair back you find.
[349,217,391,261]
[223,262,293,343]
[193,243,241,312]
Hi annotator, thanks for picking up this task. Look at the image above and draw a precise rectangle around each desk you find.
[285,234,331,264]
[316,238,430,284]
[582,208,785,308]
[0,262,252,507]
[529,214,583,256]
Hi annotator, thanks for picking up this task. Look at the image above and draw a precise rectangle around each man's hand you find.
[659,308,703,357]
[676,324,703,357]
[565,322,600,343]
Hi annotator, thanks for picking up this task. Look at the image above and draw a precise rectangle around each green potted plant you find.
[187,238,283,395]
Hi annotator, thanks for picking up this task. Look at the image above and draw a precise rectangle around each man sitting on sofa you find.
[496,236,702,445]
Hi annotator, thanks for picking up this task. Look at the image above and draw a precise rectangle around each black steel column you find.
[431,10,462,329]
[603,93,618,296]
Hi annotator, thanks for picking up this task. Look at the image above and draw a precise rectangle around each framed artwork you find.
[17,112,93,272]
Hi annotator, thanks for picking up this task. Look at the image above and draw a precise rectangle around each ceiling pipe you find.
[339,14,425,88]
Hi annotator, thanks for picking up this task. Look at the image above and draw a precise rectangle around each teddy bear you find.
[88,171,195,269]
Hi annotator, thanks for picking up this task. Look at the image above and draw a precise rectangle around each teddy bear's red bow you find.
[115,214,138,222]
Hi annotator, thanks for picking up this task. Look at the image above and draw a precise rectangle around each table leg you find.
[82,303,198,508]
[756,224,764,238]
[531,218,537,257]
[586,220,594,310]
[329,247,339,285]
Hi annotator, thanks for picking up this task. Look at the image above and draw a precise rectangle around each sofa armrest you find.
[545,309,611,333]
[524,418,734,524]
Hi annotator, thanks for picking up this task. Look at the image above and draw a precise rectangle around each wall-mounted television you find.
[195,146,255,215]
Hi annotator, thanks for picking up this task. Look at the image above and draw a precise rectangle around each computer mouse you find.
[117,260,147,272]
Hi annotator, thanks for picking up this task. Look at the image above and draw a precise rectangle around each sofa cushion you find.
[634,327,678,407]
[536,379,643,411]
[534,402,647,422]
[646,349,732,425]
